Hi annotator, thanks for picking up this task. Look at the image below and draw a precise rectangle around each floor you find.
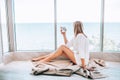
[0,61,120,80]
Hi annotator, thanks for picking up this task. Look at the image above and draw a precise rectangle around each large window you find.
[11,0,120,52]
[14,0,54,51]
[57,0,101,52]
[104,0,120,52]
[0,0,9,53]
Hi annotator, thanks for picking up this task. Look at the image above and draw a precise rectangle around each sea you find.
[1,22,120,52]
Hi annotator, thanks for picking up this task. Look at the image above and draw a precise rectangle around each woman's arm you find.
[60,27,68,44]
[63,33,68,44]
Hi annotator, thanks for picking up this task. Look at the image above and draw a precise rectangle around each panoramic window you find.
[0,0,9,53]
[104,0,120,52]
[14,0,55,51]
[13,0,120,52]
[57,0,101,52]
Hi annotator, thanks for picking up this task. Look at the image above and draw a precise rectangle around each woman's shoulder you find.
[76,33,84,38]
[76,33,88,40]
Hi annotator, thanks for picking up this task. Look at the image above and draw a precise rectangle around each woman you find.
[32,21,89,69]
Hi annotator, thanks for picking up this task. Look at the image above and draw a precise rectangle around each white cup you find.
[61,27,67,32]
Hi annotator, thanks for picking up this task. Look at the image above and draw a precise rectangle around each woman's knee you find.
[55,45,65,52]
[59,45,66,50]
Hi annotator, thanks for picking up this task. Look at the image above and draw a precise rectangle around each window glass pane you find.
[57,0,101,52]
[0,0,9,53]
[14,0,54,51]
[104,0,120,52]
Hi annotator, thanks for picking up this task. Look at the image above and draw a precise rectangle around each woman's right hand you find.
[60,27,66,36]
[60,27,68,44]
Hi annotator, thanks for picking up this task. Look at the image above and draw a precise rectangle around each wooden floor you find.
[0,61,120,80]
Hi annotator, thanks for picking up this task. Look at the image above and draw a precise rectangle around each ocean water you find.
[14,22,120,52]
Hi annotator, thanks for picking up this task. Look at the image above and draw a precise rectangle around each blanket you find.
[31,58,107,79]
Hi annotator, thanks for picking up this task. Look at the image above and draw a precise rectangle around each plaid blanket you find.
[31,58,107,79]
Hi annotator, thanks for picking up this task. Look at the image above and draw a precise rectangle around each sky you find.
[13,0,120,23]
[1,0,120,23]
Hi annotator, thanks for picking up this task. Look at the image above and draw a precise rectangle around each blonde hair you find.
[74,21,87,37]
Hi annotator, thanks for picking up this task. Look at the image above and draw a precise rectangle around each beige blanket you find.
[31,58,107,79]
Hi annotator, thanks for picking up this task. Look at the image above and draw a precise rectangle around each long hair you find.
[74,21,87,37]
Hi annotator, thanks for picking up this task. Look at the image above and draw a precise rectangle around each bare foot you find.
[31,55,49,62]
[31,59,39,62]
[32,58,45,62]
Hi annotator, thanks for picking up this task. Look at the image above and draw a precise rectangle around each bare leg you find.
[32,51,68,62]
[39,45,76,64]
[32,54,50,62]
